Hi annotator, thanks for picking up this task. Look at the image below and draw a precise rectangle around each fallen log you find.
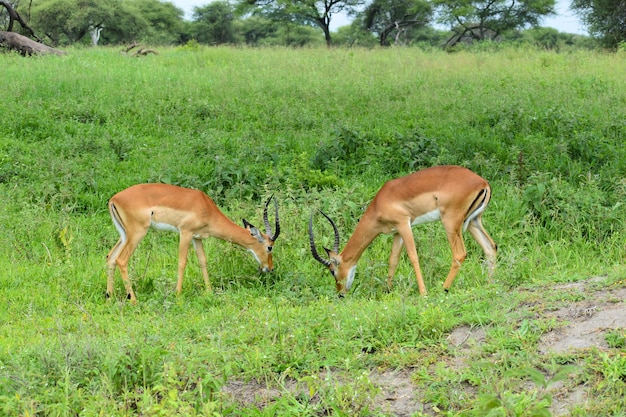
[0,31,66,56]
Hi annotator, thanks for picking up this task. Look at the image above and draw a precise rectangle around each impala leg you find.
[176,232,194,295]
[397,223,427,295]
[387,234,404,290]
[467,217,497,278]
[106,239,123,298]
[441,222,467,291]
[114,231,147,303]
[192,237,212,292]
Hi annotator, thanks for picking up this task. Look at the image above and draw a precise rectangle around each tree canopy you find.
[363,0,432,46]
[433,0,556,46]
[237,0,364,46]
[192,1,236,44]
[571,0,626,49]
[0,0,609,50]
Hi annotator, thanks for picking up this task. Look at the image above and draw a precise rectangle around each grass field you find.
[0,45,624,416]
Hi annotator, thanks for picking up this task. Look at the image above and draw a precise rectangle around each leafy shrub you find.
[522,173,624,242]
[310,126,369,172]
[376,129,443,175]
[288,152,342,190]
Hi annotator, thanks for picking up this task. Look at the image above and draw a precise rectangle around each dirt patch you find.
[538,277,626,416]
[221,369,429,416]
[221,277,625,416]
[369,369,429,417]
[221,378,298,408]
[538,282,626,354]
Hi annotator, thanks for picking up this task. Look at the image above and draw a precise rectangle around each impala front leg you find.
[397,223,427,295]
[176,232,194,295]
[192,237,212,292]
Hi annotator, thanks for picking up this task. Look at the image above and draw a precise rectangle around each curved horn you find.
[263,194,280,241]
[318,210,340,253]
[309,211,332,267]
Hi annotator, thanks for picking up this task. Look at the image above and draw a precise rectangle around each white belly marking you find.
[411,209,440,226]
[150,221,179,233]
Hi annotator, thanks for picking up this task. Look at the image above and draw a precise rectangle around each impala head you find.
[243,195,280,273]
[309,211,355,297]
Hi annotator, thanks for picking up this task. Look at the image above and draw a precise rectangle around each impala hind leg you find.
[441,218,468,291]
[387,234,404,290]
[110,231,147,303]
[467,216,497,278]
[106,239,123,298]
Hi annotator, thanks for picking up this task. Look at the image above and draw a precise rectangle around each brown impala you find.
[309,165,496,296]
[106,184,280,302]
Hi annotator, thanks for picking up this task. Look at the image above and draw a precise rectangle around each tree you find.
[433,0,556,47]
[362,0,432,46]
[0,0,66,54]
[571,0,626,49]
[127,0,187,45]
[31,0,119,45]
[31,0,184,46]
[191,1,236,45]
[236,15,278,45]
[238,0,364,47]
[332,20,378,47]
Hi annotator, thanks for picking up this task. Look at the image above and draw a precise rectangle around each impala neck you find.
[340,215,380,269]
[209,214,259,248]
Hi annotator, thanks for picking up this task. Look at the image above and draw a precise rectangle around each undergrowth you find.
[0,46,624,416]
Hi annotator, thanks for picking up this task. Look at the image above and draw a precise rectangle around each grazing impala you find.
[106,184,280,302]
[309,165,496,296]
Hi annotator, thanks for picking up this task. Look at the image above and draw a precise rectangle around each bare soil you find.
[221,276,625,415]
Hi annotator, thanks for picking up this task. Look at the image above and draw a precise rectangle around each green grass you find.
[0,45,624,416]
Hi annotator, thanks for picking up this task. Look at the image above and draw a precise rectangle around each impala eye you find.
[267,246,273,253]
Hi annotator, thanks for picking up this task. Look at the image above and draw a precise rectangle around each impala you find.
[106,183,280,302]
[309,165,497,296]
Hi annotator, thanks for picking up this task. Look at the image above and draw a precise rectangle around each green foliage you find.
[362,0,433,46]
[522,173,624,242]
[433,0,558,46]
[31,0,122,45]
[605,329,626,349]
[191,1,237,45]
[476,364,578,417]
[0,47,625,415]
[571,0,626,50]
[127,0,188,45]
[311,127,444,176]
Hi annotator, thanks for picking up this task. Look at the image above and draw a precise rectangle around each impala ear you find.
[243,219,264,242]
[323,247,340,267]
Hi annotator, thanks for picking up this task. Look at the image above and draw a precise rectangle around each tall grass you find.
[0,46,624,415]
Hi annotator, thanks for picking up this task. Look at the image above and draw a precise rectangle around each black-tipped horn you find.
[309,212,332,267]
[318,210,340,253]
[264,194,280,241]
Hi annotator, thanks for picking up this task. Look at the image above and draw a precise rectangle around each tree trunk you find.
[0,31,66,55]
[0,0,66,55]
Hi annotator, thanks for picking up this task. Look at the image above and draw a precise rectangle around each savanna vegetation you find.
[1,0,607,50]
[0,46,624,416]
